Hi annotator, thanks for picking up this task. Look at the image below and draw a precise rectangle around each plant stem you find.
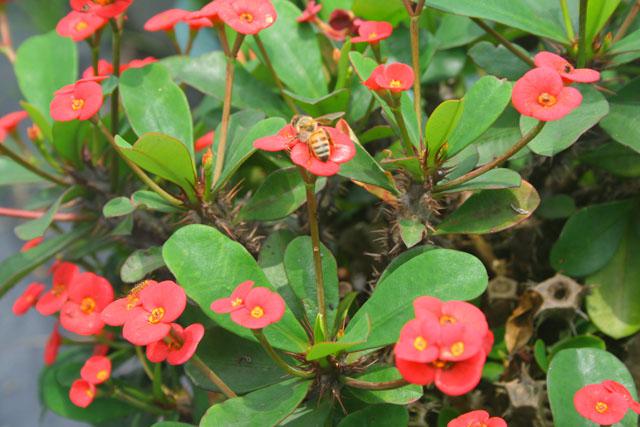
[111,388,172,416]
[404,0,425,145]
[135,346,154,380]
[92,118,184,206]
[190,355,238,398]
[342,376,408,390]
[110,18,123,191]
[614,0,640,42]
[390,101,417,157]
[0,10,16,64]
[371,42,383,64]
[253,330,314,378]
[577,0,589,68]
[0,207,89,221]
[471,18,535,67]
[434,121,545,193]
[560,0,576,41]
[0,144,68,186]
[253,34,298,114]
[185,29,197,55]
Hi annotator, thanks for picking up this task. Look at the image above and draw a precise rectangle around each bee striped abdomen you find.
[309,130,331,161]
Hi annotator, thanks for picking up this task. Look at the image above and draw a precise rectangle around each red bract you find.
[574,383,628,425]
[70,0,132,19]
[327,9,359,40]
[414,296,489,339]
[80,355,111,384]
[218,286,285,329]
[534,51,600,84]
[351,21,393,44]
[56,11,106,42]
[218,0,277,35]
[512,67,582,122]
[0,110,28,133]
[448,410,507,427]
[184,15,214,30]
[296,0,321,23]
[69,379,96,408]
[439,323,483,362]
[102,280,155,326]
[603,380,640,413]
[394,315,440,363]
[146,323,205,365]
[44,323,62,365]
[144,9,189,32]
[364,63,415,93]
[120,57,157,72]
[195,131,214,152]
[12,282,45,316]
[191,0,222,23]
[82,59,114,79]
[0,128,6,142]
[50,81,104,122]
[253,124,297,152]
[36,262,79,316]
[122,281,187,346]
[20,237,43,252]
[211,280,255,314]
[60,272,114,336]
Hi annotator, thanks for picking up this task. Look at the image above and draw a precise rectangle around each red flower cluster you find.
[512,52,600,122]
[394,296,493,396]
[56,11,106,42]
[81,57,157,79]
[448,410,507,427]
[190,0,277,35]
[365,63,415,93]
[211,280,285,329]
[0,110,28,142]
[69,355,111,408]
[70,0,132,19]
[574,380,640,425]
[12,282,45,315]
[20,236,44,252]
[253,118,356,177]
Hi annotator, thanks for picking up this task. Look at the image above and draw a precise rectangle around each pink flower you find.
[122,281,187,346]
[60,272,114,336]
[36,262,79,316]
[0,110,28,133]
[146,323,205,365]
[211,280,254,313]
[12,282,45,316]
[0,128,6,142]
[195,131,215,152]
[120,57,157,72]
[364,63,415,92]
[184,15,214,30]
[326,9,359,40]
[351,21,393,44]
[296,1,321,23]
[101,280,156,326]
[448,410,507,427]
[69,379,96,408]
[218,0,277,35]
[80,355,111,384]
[574,383,628,425]
[190,0,222,24]
[50,80,104,122]
[438,323,484,362]
[70,0,133,19]
[20,237,43,252]
[144,9,189,32]
[230,287,285,329]
[393,315,440,363]
[512,67,582,122]
[603,380,640,414]
[413,296,489,339]
[82,60,114,79]
[44,323,62,365]
[56,11,107,42]
[534,51,600,84]
[253,124,298,152]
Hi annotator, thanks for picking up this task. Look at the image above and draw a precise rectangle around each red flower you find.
[0,110,28,133]
[20,237,43,252]
[218,0,277,35]
[44,323,62,365]
[603,380,640,414]
[144,9,189,32]
[534,51,600,84]
[448,410,507,427]
[438,323,483,362]
[253,124,298,152]
[184,15,214,30]
[69,379,96,408]
[82,59,114,79]
[327,9,359,40]
[0,128,6,143]
[413,296,489,339]
[36,262,79,316]
[213,285,285,329]
[122,281,187,346]
[70,0,132,19]
[146,323,205,365]
[120,57,157,72]
[60,272,114,336]
[80,355,111,384]
[512,67,582,122]
[574,383,628,425]
[211,280,254,313]
[351,21,393,44]
[101,280,155,326]
[56,11,107,42]
[195,131,215,152]
[393,315,440,363]
[50,80,104,122]
[190,0,222,23]
[296,0,321,23]
[364,63,415,93]
[12,282,45,316]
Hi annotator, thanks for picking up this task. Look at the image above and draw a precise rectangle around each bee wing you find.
[315,112,346,125]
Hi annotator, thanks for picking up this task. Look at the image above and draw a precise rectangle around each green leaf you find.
[21,102,53,142]
[131,190,183,214]
[534,339,549,372]
[434,180,540,235]
[352,0,406,25]
[152,423,194,427]
[306,340,363,361]
[103,197,135,218]
[15,187,81,240]
[548,335,606,358]
[360,126,394,144]
[447,76,513,157]
[398,217,424,248]
[284,236,339,328]
[162,224,309,352]
[52,120,90,166]
[287,89,349,118]
[537,194,577,220]
[585,0,621,57]
[547,348,638,427]
[425,99,463,164]
[120,63,194,156]
[0,158,44,186]
[120,247,165,283]
[600,77,640,154]
[342,248,487,350]
[427,0,568,42]
[280,402,333,426]
[240,168,326,221]
[586,228,640,339]
[522,85,609,156]
[437,168,521,194]
[550,199,634,277]
[346,366,422,405]
[468,41,530,80]
[610,28,640,55]
[186,327,292,394]
[200,379,312,427]
[338,404,409,427]
[580,142,640,178]
[15,31,77,117]
[435,15,485,50]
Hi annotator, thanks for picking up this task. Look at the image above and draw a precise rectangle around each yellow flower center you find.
[148,307,165,324]
[96,370,108,381]
[93,0,115,5]
[413,336,428,351]
[250,306,264,319]
[126,295,139,311]
[389,79,402,88]
[75,21,89,32]
[71,98,85,111]
[240,12,254,23]
[368,32,378,39]
[439,315,456,325]
[432,360,447,369]
[537,92,557,107]
[80,297,96,314]
[231,297,243,307]
[85,388,95,398]
[450,341,465,357]
[594,401,609,414]
[52,283,66,297]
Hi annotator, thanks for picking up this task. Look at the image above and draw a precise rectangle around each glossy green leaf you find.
[200,379,312,427]
[120,247,165,283]
[360,126,394,144]
[434,180,540,235]
[306,340,362,361]
[586,0,621,57]
[346,366,422,405]
[342,248,487,350]
[287,89,349,118]
[550,199,634,277]
[15,187,81,240]
[549,335,606,358]
[610,28,640,56]
[600,78,640,153]
[163,224,309,352]
[352,0,406,25]
[435,15,485,50]
[398,217,424,248]
[534,339,549,372]
[103,197,134,218]
[280,402,333,426]
[468,41,530,80]
[338,404,409,427]
[15,31,77,117]
[425,99,463,164]
[52,120,90,166]
[537,194,576,220]
[120,63,194,156]
[131,190,183,214]
[547,348,638,427]
[437,168,521,194]
[21,102,53,142]
[0,158,44,186]
[580,142,640,178]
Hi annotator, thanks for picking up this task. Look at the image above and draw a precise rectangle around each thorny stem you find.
[341,376,409,390]
[92,118,184,206]
[253,330,314,378]
[0,207,89,222]
[253,34,299,114]
[577,0,589,68]
[434,121,545,193]
[404,0,425,145]
[560,0,576,41]
[471,18,535,67]
[614,0,640,42]
[191,355,238,399]
[110,18,123,191]
[111,388,173,416]
[0,10,16,63]
[0,144,68,186]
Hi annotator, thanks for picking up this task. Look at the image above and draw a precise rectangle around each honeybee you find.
[291,113,345,162]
